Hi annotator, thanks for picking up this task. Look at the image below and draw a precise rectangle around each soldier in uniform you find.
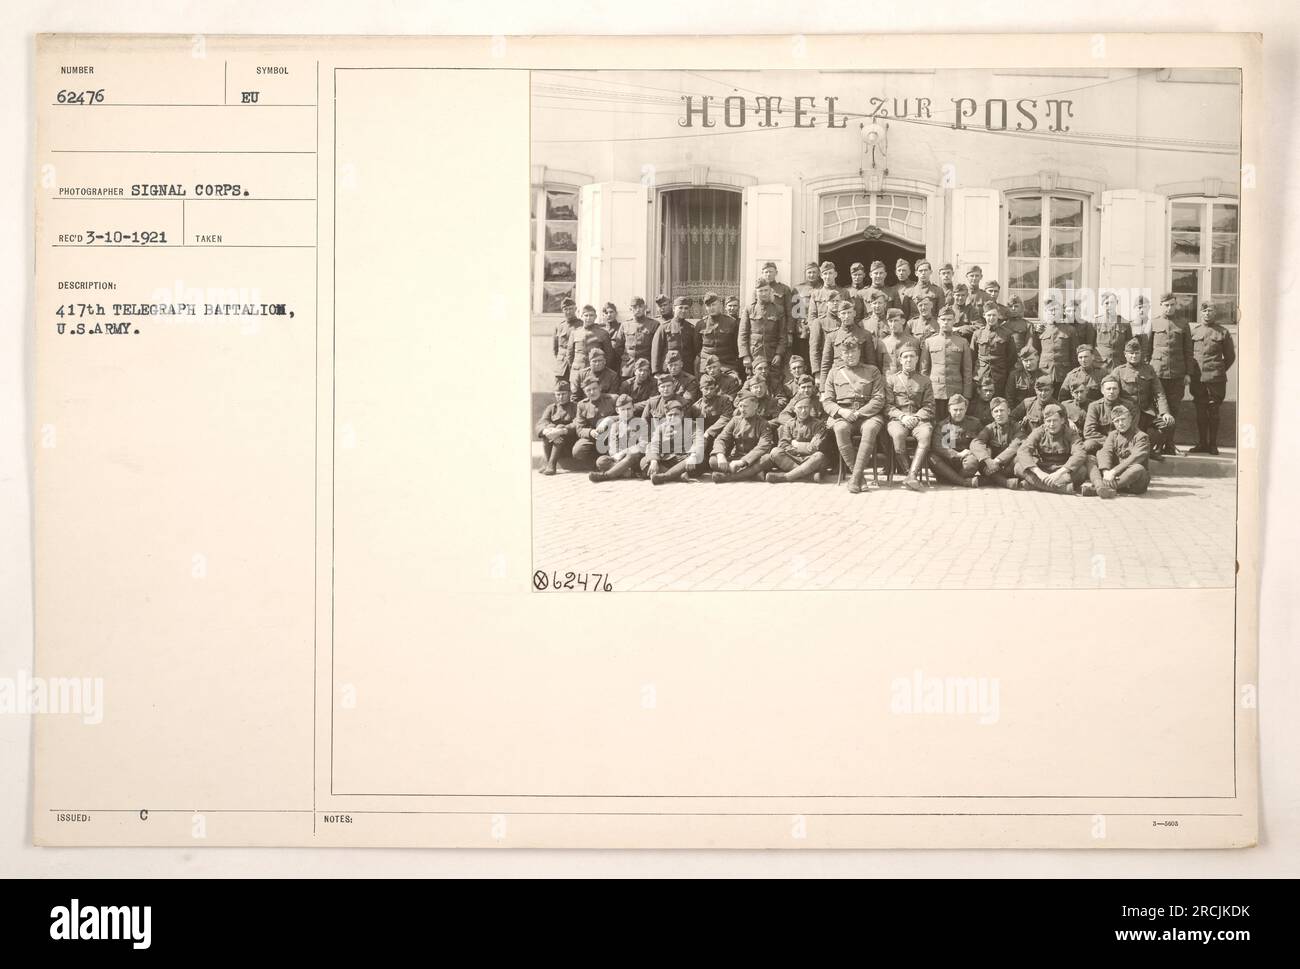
[1065,297,1094,351]
[640,371,684,429]
[1031,296,1078,399]
[1082,403,1153,499]
[886,345,936,492]
[642,396,706,485]
[724,294,742,321]
[980,281,1010,323]
[1129,295,1154,362]
[691,372,735,461]
[612,297,659,379]
[569,304,616,380]
[654,294,673,324]
[571,375,618,470]
[1061,380,1091,438]
[1188,301,1236,454]
[846,261,872,322]
[663,350,699,404]
[970,303,1016,424]
[864,260,893,313]
[906,259,945,320]
[739,280,787,377]
[878,309,921,379]
[908,293,940,342]
[650,296,698,375]
[1082,376,1137,455]
[888,258,916,319]
[589,393,649,483]
[701,353,743,398]
[1109,337,1174,458]
[937,262,957,307]
[952,283,982,340]
[1011,375,1059,434]
[551,296,584,384]
[929,393,982,488]
[749,358,787,413]
[619,357,656,407]
[806,262,850,367]
[920,306,972,423]
[709,391,776,482]
[1000,294,1031,352]
[971,396,1023,489]
[693,291,740,377]
[1059,343,1107,406]
[820,334,888,494]
[791,261,824,362]
[570,346,620,398]
[1013,403,1087,493]
[1005,344,1045,409]
[1091,291,1132,369]
[779,373,827,425]
[1149,292,1195,455]
[821,298,879,384]
[759,262,794,341]
[535,381,577,476]
[784,355,810,400]
[760,391,830,484]
[863,291,891,340]
[964,264,984,302]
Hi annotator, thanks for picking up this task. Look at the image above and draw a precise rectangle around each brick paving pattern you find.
[532,449,1237,591]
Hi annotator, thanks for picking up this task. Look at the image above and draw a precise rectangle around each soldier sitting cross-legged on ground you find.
[709,391,775,482]
[1013,402,1088,494]
[759,391,830,484]
[929,393,982,488]
[642,396,707,486]
[588,394,649,483]
[1081,402,1153,499]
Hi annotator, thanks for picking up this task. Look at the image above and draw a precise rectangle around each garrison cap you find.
[984,280,1001,290]
[839,334,864,348]
[655,294,670,305]
[1042,403,1065,417]
[560,296,577,308]
[805,260,820,270]
[850,262,866,273]
[870,260,887,272]
[1034,375,1055,389]
[654,371,676,383]
[703,292,720,305]
[672,295,690,308]
[588,346,606,359]
[664,349,682,363]
[895,258,911,268]
[792,390,815,404]
[1075,343,1095,355]
[1124,338,1142,352]
[761,261,778,270]
[938,305,956,318]
[582,375,602,389]
[615,393,633,407]
[954,283,970,293]
[1160,292,1177,302]
[819,260,837,272]
[886,308,906,319]
[1042,295,1058,307]
[788,354,807,367]
[836,299,857,313]
[1018,344,1037,359]
[1200,300,1215,311]
[939,263,954,272]
[965,265,983,275]
[663,396,686,412]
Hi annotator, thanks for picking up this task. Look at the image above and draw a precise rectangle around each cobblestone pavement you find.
[532,448,1238,591]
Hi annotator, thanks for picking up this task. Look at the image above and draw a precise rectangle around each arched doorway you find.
[817,190,928,286]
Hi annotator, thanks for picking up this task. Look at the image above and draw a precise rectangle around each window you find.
[1169,199,1238,325]
[658,188,742,318]
[820,191,925,246]
[1005,194,1085,319]
[532,185,580,314]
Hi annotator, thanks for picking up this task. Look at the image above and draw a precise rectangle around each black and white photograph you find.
[531,67,1243,591]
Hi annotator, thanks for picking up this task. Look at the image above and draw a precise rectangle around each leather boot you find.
[786,454,823,483]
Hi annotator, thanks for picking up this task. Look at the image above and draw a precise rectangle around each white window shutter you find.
[1099,190,1167,317]
[577,182,649,312]
[949,188,1002,281]
[742,184,793,290]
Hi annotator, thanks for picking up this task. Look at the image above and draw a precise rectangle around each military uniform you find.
[820,360,888,492]
[1011,394,1056,435]
[908,315,939,342]
[1108,358,1172,448]
[920,331,972,420]
[759,412,830,483]
[1058,363,1108,405]
[1004,362,1045,408]
[535,398,577,473]
[738,298,787,372]
[906,281,945,319]
[969,323,1016,423]
[1088,425,1153,496]
[593,412,650,480]
[1091,313,1132,369]
[1061,399,1089,438]
[1014,422,1087,491]
[1001,315,1032,355]
[1148,312,1194,424]
[1082,397,1138,455]
[693,311,741,375]
[710,412,776,481]
[971,418,1024,487]
[569,322,615,376]
[1032,323,1077,397]
[777,388,827,424]
[790,277,823,363]
[619,374,656,407]
[569,363,620,398]
[552,319,583,381]
[691,391,735,457]
[650,316,698,375]
[641,408,706,483]
[821,321,879,384]
[571,393,618,468]
[611,316,659,378]
[1189,317,1236,452]
[930,413,983,486]
[885,369,936,487]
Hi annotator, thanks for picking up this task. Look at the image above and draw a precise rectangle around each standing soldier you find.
[970,303,1016,424]
[906,259,945,319]
[535,381,578,476]
[760,391,831,484]
[877,309,922,379]
[709,391,776,482]
[790,261,823,366]
[952,283,981,340]
[1092,291,1132,369]
[1129,295,1154,362]
[570,375,618,470]
[620,357,656,407]
[570,303,615,378]
[937,263,957,307]
[1065,296,1094,351]
[654,294,674,324]
[570,346,620,398]
[1013,403,1088,493]
[980,281,1009,323]
[694,291,741,376]
[908,294,940,342]
[929,393,982,488]
[724,294,742,322]
[888,258,916,319]
[1082,403,1153,498]
[1032,295,1078,399]
[886,345,936,492]
[920,306,972,423]
[1109,337,1174,458]
[1059,343,1107,406]
[822,299,879,384]
[1001,294,1031,352]
[738,280,787,377]
[1188,300,1236,455]
[758,261,794,340]
[551,296,584,384]
[846,261,873,322]
[612,297,659,380]
[820,334,888,494]
[863,292,891,340]
[1149,292,1195,455]
[971,397,1023,489]
[589,393,650,483]
[642,396,706,485]
[650,296,698,375]
[964,264,984,302]
[806,261,849,353]
[861,260,893,315]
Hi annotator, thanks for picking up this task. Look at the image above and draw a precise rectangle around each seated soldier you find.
[640,371,683,428]
[929,393,982,488]
[1082,402,1153,499]
[1058,343,1107,405]
[971,396,1023,489]
[589,393,649,483]
[1108,337,1174,462]
[642,396,707,485]
[1061,380,1091,438]
[1083,376,1138,455]
[886,345,935,492]
[1004,344,1045,409]
[819,333,888,494]
[784,355,810,400]
[701,353,743,397]
[741,369,784,421]
[778,373,827,425]
[571,375,618,470]
[535,380,577,476]
[619,356,656,407]
[760,391,830,484]
[709,391,775,482]
[691,372,734,458]
[751,356,788,407]
[1013,402,1087,493]
[664,349,699,404]
[570,345,620,399]
[1011,375,1058,434]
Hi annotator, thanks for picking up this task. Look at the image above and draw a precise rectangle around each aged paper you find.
[32,33,1259,848]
